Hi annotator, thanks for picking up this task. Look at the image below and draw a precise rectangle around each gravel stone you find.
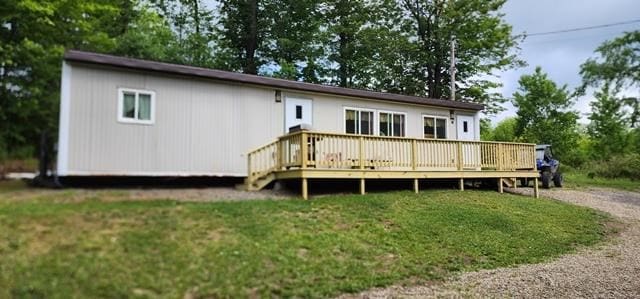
[341,187,640,299]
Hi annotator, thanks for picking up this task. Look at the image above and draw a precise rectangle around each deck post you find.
[300,132,308,169]
[533,177,539,198]
[457,142,463,170]
[413,178,419,193]
[459,178,464,191]
[411,139,417,170]
[497,143,503,171]
[359,136,364,170]
[498,178,504,193]
[276,138,283,170]
[359,178,366,195]
[247,154,253,185]
[302,178,308,200]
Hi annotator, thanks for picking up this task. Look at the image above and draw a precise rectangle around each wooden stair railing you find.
[245,140,279,191]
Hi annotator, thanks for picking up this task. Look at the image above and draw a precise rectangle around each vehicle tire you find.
[520,178,529,187]
[553,172,563,187]
[541,171,551,189]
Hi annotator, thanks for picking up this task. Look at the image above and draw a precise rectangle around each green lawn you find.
[0,182,612,298]
[564,171,640,191]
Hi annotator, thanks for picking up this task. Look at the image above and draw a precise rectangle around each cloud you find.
[489,0,640,124]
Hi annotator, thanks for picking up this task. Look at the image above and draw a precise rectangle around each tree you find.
[264,0,322,81]
[322,0,379,87]
[217,0,265,74]
[580,30,639,127]
[587,84,629,159]
[389,0,523,114]
[480,118,493,141]
[114,4,180,62]
[492,117,518,142]
[513,67,580,161]
[0,0,126,159]
[146,0,217,67]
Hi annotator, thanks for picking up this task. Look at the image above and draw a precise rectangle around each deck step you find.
[244,173,277,191]
[501,177,517,188]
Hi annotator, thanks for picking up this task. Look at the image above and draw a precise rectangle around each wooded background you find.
[1,0,638,179]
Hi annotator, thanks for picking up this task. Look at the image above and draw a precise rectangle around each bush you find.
[585,153,640,180]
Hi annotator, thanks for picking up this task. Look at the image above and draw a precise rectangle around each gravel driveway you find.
[342,187,640,298]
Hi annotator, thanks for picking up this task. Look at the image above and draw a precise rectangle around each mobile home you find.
[57,51,538,197]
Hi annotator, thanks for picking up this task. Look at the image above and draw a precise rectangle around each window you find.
[463,121,468,133]
[423,116,447,139]
[379,112,406,137]
[118,88,155,124]
[345,108,374,135]
[295,105,303,119]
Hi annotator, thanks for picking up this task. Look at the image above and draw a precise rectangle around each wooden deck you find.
[245,131,540,199]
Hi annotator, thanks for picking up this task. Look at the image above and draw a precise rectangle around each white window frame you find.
[422,115,449,139]
[343,107,376,135]
[117,88,156,125]
[378,110,407,137]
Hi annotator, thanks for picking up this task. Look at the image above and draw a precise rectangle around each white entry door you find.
[457,115,476,140]
[285,97,313,132]
[457,115,479,169]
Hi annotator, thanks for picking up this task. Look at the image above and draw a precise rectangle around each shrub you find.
[586,153,640,180]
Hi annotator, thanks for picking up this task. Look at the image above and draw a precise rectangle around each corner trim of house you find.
[57,61,71,176]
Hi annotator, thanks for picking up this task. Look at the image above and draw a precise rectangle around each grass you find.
[564,171,640,192]
[0,182,612,298]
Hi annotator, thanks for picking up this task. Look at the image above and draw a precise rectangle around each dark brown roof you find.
[64,50,484,111]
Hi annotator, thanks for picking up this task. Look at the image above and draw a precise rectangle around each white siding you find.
[61,63,480,176]
[299,92,462,139]
[64,64,282,176]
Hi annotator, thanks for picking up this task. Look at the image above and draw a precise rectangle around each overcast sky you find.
[491,0,640,124]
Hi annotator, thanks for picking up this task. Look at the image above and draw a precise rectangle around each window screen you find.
[436,118,446,139]
[122,93,136,118]
[138,94,152,120]
[424,118,435,138]
[345,109,358,134]
[424,117,447,139]
[361,111,373,135]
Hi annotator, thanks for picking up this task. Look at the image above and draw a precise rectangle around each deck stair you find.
[501,177,517,188]
[245,172,276,191]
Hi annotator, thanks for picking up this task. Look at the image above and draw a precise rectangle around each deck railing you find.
[247,131,536,180]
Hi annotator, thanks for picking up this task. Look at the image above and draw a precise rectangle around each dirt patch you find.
[0,185,296,203]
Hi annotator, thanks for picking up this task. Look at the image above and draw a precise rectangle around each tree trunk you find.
[243,0,259,74]
[338,32,349,87]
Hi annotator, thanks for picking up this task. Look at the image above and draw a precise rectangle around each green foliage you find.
[562,132,591,168]
[564,170,640,191]
[114,4,180,62]
[587,84,630,160]
[583,153,640,180]
[390,0,524,114]
[492,117,518,142]
[0,0,125,159]
[630,128,640,153]
[513,67,580,163]
[580,30,639,126]
[0,189,610,297]
[480,118,493,141]
[216,0,267,74]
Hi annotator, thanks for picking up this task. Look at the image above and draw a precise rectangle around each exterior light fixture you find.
[449,110,455,124]
[275,90,282,103]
